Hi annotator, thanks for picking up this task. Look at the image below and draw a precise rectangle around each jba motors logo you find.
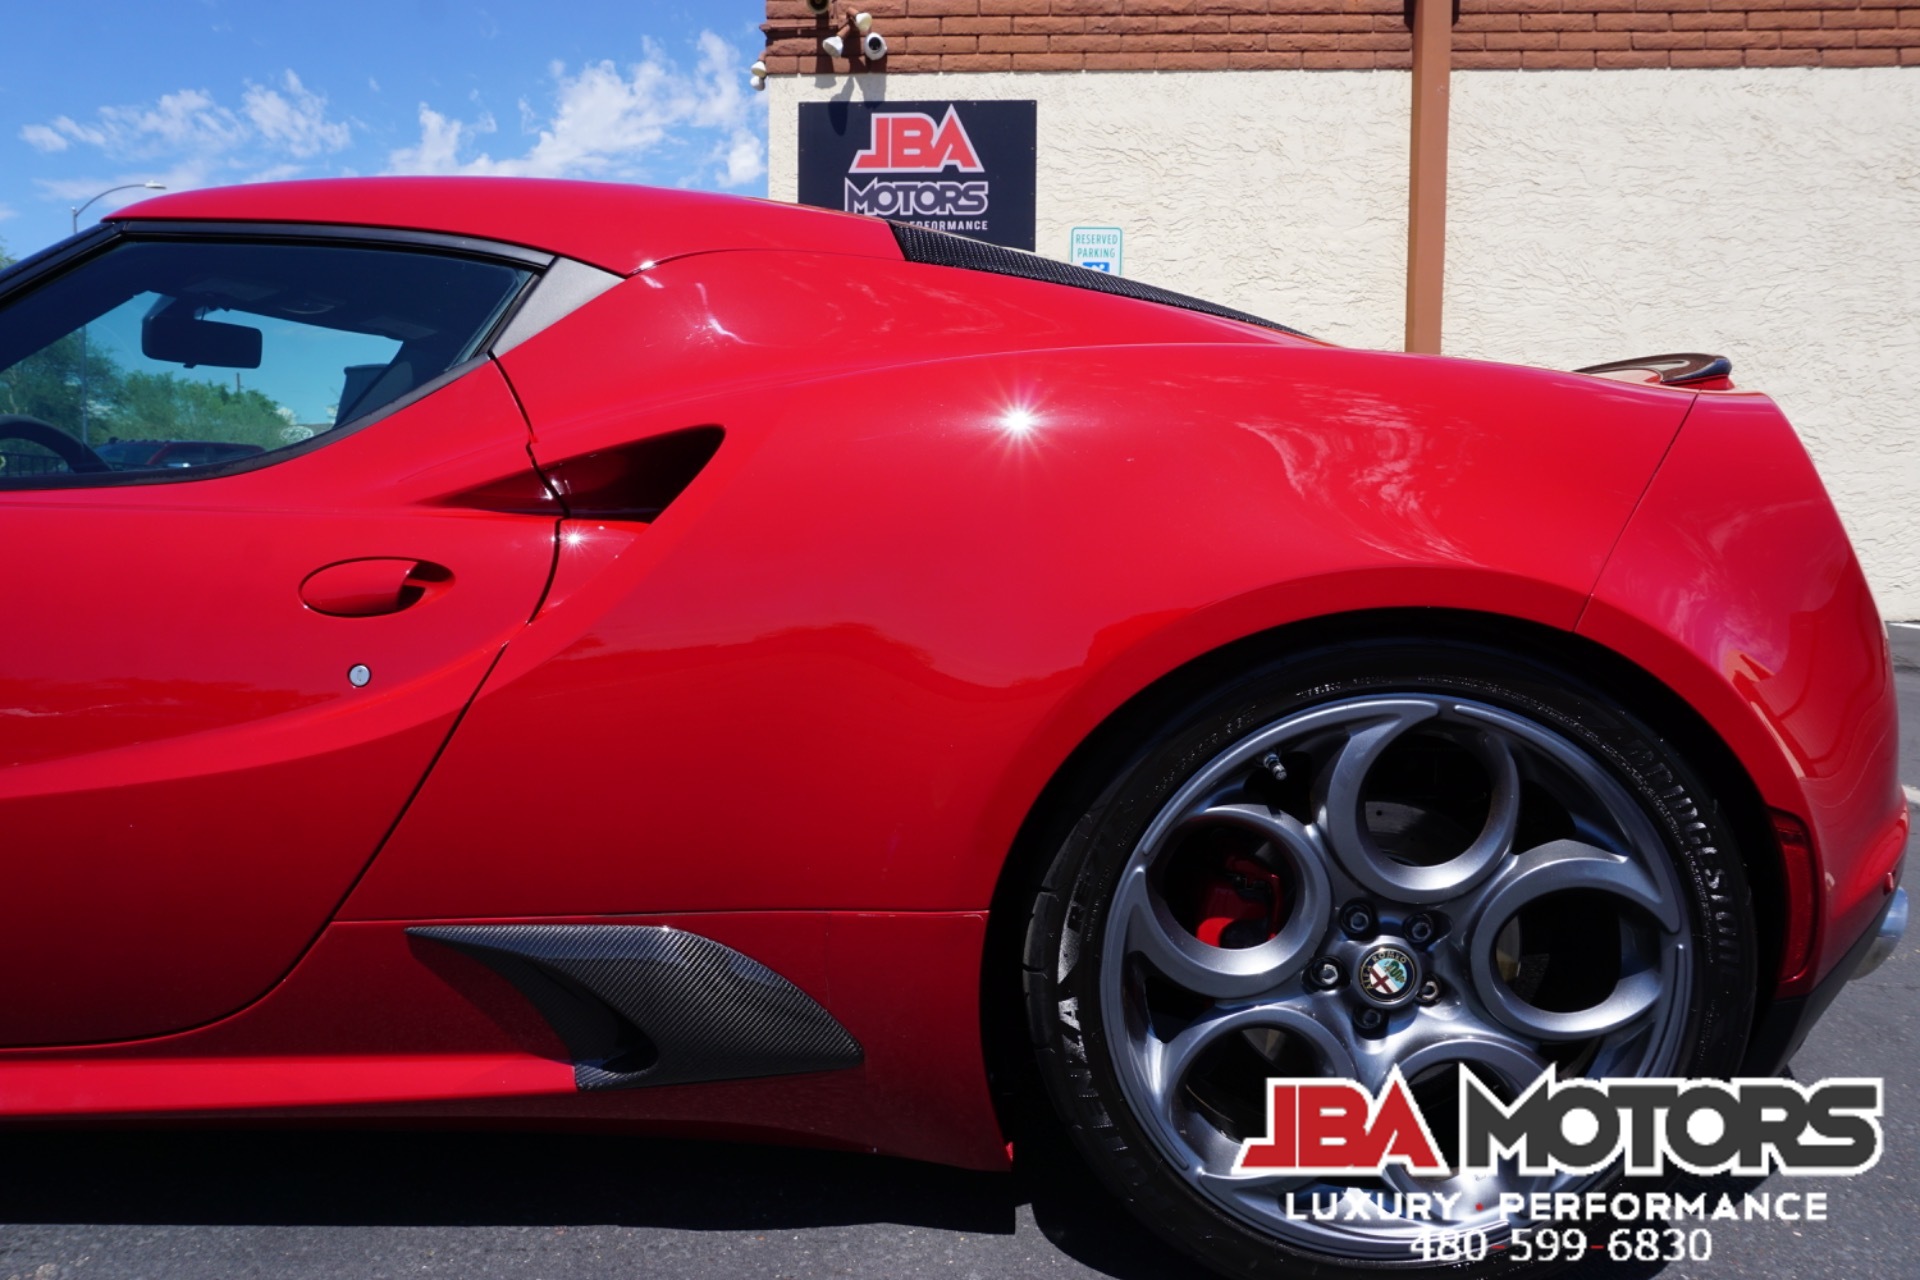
[1237,1069,1884,1179]
[844,106,989,219]
[852,106,983,172]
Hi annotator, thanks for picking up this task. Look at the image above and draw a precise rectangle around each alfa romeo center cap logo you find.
[1358,946,1416,1004]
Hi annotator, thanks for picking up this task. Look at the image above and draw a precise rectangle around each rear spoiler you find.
[1575,352,1733,389]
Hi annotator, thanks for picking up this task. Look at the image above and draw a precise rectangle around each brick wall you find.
[761,1,1920,73]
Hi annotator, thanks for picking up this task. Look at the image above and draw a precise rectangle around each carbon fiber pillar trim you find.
[409,924,863,1091]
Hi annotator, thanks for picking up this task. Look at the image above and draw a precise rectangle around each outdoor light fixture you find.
[749,59,767,91]
[817,11,886,64]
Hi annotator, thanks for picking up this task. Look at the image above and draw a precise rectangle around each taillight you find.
[1772,810,1820,995]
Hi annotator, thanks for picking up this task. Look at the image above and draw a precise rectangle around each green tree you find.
[106,372,288,447]
[0,331,127,429]
[1,236,128,436]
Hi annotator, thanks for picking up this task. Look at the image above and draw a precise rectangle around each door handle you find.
[300,558,452,617]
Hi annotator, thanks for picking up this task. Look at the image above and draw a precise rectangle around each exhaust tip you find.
[1853,888,1907,980]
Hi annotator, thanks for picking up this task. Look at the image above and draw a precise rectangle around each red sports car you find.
[0,178,1905,1278]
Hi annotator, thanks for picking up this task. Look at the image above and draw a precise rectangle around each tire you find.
[1023,637,1756,1279]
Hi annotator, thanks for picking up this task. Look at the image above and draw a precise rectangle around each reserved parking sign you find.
[1069,226,1123,275]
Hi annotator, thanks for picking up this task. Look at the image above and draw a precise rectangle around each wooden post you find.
[1405,0,1452,355]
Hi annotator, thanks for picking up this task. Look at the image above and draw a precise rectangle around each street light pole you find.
[69,182,164,447]
[70,181,165,235]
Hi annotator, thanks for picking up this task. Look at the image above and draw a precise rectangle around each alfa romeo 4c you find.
[0,179,1905,1278]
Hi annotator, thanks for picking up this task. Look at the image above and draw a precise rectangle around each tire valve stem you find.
[1259,751,1287,782]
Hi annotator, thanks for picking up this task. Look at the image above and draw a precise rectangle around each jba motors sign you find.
[798,101,1036,250]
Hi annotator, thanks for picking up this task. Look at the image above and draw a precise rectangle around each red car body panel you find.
[1580,390,1909,989]
[0,179,1900,1173]
[0,368,555,1045]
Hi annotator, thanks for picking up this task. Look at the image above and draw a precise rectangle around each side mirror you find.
[142,308,262,369]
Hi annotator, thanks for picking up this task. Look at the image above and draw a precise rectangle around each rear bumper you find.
[1742,885,1907,1075]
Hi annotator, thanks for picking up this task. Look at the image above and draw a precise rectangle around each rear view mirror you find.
[142,309,262,369]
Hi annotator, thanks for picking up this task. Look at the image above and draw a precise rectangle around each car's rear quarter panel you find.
[1580,390,1908,989]
[344,260,1695,921]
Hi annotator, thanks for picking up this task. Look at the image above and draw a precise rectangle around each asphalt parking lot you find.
[3,629,1916,1280]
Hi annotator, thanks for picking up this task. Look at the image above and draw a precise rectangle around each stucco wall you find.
[1451,69,1919,621]
[767,69,1920,617]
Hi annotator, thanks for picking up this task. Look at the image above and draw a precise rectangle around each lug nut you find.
[1407,914,1436,945]
[1416,978,1442,1005]
[1341,902,1376,938]
[1356,1008,1386,1034]
[1309,958,1343,989]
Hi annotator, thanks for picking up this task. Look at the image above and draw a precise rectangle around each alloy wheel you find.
[1097,693,1693,1259]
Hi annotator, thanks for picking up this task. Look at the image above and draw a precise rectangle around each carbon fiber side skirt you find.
[409,924,863,1091]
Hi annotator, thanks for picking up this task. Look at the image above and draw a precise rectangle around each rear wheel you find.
[1023,639,1755,1278]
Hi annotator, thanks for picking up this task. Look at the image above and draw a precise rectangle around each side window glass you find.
[0,239,531,486]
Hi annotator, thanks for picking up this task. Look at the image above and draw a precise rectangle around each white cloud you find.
[242,72,351,159]
[716,129,766,189]
[388,31,765,189]
[687,31,748,131]
[20,124,67,153]
[388,106,486,174]
[18,72,351,203]
[26,88,250,159]
[0,203,16,222]
[690,30,764,188]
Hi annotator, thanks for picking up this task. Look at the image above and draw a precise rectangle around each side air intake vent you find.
[540,425,723,522]
[409,924,863,1091]
[889,222,1311,339]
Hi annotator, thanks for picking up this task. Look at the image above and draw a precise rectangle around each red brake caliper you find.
[1193,854,1285,949]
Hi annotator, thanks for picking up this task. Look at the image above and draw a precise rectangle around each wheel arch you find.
[977,605,1781,1138]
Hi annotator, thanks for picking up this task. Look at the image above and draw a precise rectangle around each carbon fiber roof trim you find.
[889,222,1312,339]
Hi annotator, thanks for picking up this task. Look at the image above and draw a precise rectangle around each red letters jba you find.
[1236,1069,1449,1177]
[850,107,983,174]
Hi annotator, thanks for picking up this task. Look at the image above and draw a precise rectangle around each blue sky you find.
[0,1,769,258]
